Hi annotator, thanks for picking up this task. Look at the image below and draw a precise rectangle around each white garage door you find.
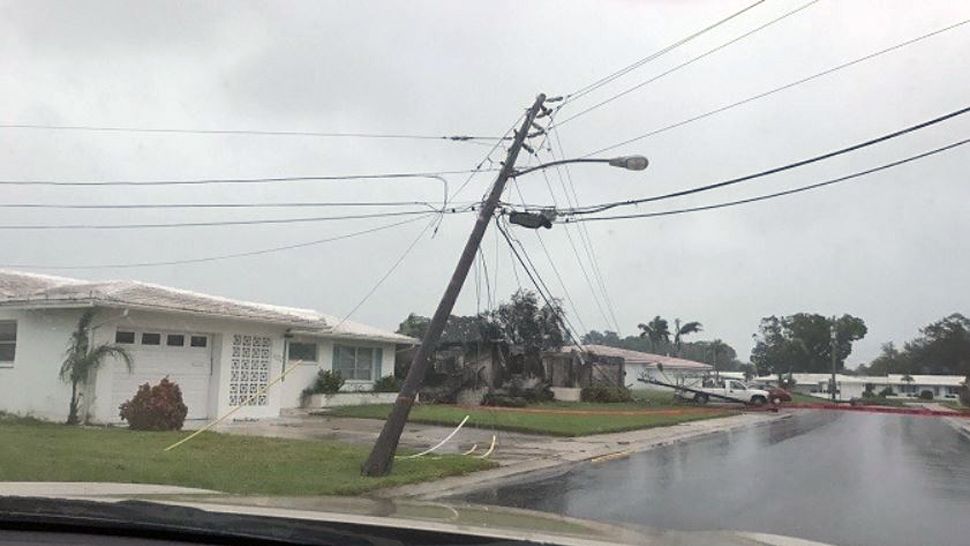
[111,329,212,420]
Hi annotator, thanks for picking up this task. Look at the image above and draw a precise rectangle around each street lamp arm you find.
[511,155,649,178]
[512,158,612,178]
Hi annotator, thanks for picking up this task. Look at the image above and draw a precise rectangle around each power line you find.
[0,122,503,143]
[509,115,618,334]
[332,216,437,331]
[447,113,526,204]
[0,169,486,187]
[563,0,766,105]
[583,17,970,157]
[562,137,970,223]
[500,215,628,388]
[507,153,595,333]
[0,200,475,210]
[534,170,612,333]
[548,128,623,334]
[0,207,475,230]
[563,104,970,216]
[0,214,433,270]
[554,0,819,128]
[520,215,591,337]
[496,220,585,351]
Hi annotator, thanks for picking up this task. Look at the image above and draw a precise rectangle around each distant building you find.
[570,344,713,390]
[756,373,966,401]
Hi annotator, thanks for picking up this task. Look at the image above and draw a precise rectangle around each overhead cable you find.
[331,216,438,331]
[0,207,474,230]
[583,17,970,157]
[562,137,970,222]
[0,200,474,211]
[563,104,970,215]
[548,128,623,334]
[0,170,484,187]
[0,214,434,270]
[0,122,503,143]
[563,0,767,105]
[554,0,819,128]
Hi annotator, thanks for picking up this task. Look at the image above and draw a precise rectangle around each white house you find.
[0,270,415,424]
[576,344,714,390]
[756,373,966,401]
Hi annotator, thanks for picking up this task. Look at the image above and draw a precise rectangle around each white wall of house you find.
[87,308,289,423]
[279,335,398,409]
[0,307,86,422]
[1,305,402,424]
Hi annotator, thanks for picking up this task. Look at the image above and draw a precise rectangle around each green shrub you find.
[878,387,895,398]
[372,375,400,393]
[581,384,633,403]
[918,389,934,400]
[301,370,345,405]
[118,377,188,431]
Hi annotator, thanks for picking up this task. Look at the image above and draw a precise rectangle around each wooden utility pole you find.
[361,93,547,477]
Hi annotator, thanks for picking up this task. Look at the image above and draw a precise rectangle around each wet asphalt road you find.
[461,411,970,546]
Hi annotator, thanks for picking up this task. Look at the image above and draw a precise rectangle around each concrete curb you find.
[377,411,790,500]
[942,415,970,439]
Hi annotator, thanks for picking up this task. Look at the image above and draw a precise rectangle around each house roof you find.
[580,344,713,370]
[0,270,415,344]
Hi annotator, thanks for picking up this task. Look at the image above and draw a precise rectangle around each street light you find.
[512,155,649,178]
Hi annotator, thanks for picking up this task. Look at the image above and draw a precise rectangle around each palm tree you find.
[709,339,728,373]
[637,316,670,352]
[60,309,133,425]
[673,318,703,356]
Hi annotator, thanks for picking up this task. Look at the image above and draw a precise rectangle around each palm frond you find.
[678,321,703,335]
[88,344,134,372]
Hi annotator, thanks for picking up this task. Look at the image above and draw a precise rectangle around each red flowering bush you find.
[119,377,188,431]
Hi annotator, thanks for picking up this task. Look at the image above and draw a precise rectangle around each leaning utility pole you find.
[361,93,547,477]
[830,317,838,402]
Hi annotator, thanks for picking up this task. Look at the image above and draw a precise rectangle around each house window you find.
[288,342,318,362]
[190,335,208,348]
[333,345,382,381]
[141,333,161,345]
[115,330,136,344]
[166,334,185,347]
[0,321,16,363]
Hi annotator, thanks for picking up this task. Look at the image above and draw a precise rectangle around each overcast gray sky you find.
[2,0,969,367]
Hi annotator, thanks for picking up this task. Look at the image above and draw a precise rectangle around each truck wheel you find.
[771,396,782,405]
[751,396,767,406]
[695,393,709,405]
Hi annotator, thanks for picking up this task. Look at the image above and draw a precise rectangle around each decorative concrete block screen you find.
[229,334,272,406]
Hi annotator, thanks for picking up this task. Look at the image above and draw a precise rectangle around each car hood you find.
[0,482,833,546]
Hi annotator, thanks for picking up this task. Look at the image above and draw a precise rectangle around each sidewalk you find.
[376,411,788,500]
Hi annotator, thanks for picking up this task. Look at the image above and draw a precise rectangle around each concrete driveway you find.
[208,411,556,466]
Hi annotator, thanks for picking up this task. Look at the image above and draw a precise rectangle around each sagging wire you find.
[395,415,470,459]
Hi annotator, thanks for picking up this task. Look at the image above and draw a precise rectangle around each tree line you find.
[395,289,969,380]
[855,313,970,377]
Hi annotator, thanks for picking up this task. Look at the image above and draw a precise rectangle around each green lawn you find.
[939,400,970,412]
[788,392,827,404]
[327,403,735,437]
[0,416,493,496]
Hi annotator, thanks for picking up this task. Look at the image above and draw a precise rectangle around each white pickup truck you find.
[682,377,771,406]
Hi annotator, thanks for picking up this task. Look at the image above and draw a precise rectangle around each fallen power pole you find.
[361,93,548,477]
[637,377,752,405]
